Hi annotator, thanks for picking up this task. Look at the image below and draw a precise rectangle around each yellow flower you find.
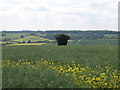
[95,77,101,81]
[60,68,63,71]
[92,77,96,80]
[93,86,97,88]
[100,73,106,76]
[27,62,30,64]
[77,64,80,66]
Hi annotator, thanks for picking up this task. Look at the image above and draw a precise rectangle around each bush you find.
[23,41,25,43]
[27,40,31,43]
[55,34,70,45]
[20,35,24,38]
[3,38,10,41]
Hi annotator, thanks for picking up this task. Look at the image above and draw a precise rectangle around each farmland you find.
[1,31,120,88]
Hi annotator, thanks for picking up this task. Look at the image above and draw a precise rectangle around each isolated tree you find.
[1,33,6,37]
[3,38,8,41]
[23,41,25,43]
[20,35,24,38]
[55,34,70,45]
[27,40,31,43]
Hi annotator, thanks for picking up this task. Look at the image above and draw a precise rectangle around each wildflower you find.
[95,77,101,81]
[77,64,80,66]
[100,73,106,76]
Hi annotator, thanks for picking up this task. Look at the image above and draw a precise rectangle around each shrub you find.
[27,40,31,43]
[23,41,25,43]
[55,34,70,45]
[20,35,24,38]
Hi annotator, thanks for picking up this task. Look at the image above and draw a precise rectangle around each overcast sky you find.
[0,0,119,31]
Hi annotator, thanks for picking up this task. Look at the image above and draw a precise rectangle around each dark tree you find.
[30,33,37,36]
[23,41,25,43]
[20,35,24,38]
[55,34,70,45]
[27,40,31,43]
[3,38,8,41]
[1,33,6,36]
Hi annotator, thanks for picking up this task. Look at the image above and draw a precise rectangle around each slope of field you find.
[12,36,53,42]
[104,34,118,39]
[1,33,30,41]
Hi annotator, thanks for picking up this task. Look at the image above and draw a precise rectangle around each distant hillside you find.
[12,36,53,42]
[0,30,119,45]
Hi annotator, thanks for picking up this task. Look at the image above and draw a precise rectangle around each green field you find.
[1,33,29,41]
[1,31,119,88]
[2,44,119,88]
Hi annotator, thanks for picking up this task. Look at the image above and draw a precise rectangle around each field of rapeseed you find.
[6,43,46,46]
[2,45,119,88]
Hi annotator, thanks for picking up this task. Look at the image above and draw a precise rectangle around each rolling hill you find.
[12,36,54,42]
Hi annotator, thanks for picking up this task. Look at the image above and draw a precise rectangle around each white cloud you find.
[0,0,119,31]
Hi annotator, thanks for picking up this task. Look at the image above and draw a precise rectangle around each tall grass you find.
[2,44,119,88]
[2,44,118,69]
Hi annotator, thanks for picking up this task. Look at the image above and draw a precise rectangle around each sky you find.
[0,0,119,31]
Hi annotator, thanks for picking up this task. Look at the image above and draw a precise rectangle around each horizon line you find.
[0,29,119,32]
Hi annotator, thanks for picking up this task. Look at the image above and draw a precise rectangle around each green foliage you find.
[20,35,24,38]
[3,65,74,88]
[3,38,8,41]
[23,41,25,43]
[27,40,31,43]
[55,34,70,45]
[55,34,70,40]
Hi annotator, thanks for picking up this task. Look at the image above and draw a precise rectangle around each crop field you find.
[0,33,30,41]
[6,43,46,46]
[79,39,118,45]
[12,36,53,42]
[2,44,120,88]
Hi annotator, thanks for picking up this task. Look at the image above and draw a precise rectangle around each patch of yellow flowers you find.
[6,43,46,46]
[2,59,120,88]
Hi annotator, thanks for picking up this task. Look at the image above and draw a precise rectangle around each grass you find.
[2,44,118,68]
[1,33,30,41]
[2,44,119,88]
[79,39,118,45]
[104,34,118,39]
[3,61,74,88]
[0,42,6,44]
[2,56,119,88]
